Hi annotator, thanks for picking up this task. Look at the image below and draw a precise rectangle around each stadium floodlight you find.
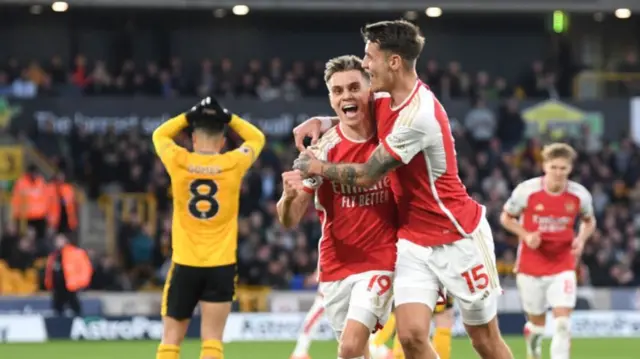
[232,5,250,16]
[425,7,442,18]
[51,1,69,12]
[614,8,631,19]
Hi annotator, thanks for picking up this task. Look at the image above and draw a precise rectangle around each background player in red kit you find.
[278,55,397,359]
[293,20,512,359]
[500,143,596,359]
[286,270,325,359]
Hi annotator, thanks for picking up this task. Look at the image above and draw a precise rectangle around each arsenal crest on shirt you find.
[565,201,576,213]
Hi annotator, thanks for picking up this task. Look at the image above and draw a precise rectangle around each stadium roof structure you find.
[3,0,640,12]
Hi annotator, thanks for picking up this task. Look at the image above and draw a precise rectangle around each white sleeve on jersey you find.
[571,183,595,218]
[301,127,339,191]
[383,91,440,164]
[503,183,528,216]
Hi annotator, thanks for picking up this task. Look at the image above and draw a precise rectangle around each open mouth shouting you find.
[342,104,359,119]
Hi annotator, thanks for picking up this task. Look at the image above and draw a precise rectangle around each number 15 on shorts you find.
[461,264,489,293]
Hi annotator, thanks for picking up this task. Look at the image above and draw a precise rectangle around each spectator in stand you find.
[1,55,540,101]
[11,165,49,240]
[464,98,497,151]
[90,255,125,291]
[520,60,547,98]
[0,71,11,95]
[85,60,112,95]
[496,98,526,151]
[46,171,79,239]
[48,55,68,86]
[12,69,37,98]
[4,49,640,293]
[0,222,19,261]
[70,54,90,92]
[5,226,36,271]
[44,233,93,316]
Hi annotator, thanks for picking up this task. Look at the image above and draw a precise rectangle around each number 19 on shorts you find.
[367,274,392,296]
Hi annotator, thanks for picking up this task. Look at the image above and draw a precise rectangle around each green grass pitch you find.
[2,337,639,358]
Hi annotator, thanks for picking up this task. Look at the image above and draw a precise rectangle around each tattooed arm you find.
[294,144,403,187]
[294,111,438,186]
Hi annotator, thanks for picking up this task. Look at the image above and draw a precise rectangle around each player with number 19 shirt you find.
[303,115,398,338]
[305,127,397,282]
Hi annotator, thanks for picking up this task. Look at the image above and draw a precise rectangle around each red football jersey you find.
[303,125,397,282]
[503,177,594,276]
[374,81,483,246]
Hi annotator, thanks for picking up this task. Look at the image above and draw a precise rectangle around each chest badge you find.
[565,201,576,213]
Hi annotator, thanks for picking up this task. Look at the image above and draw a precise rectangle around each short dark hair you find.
[192,119,226,136]
[324,55,369,83]
[361,20,425,63]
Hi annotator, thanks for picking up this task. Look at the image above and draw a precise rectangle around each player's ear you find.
[388,54,402,70]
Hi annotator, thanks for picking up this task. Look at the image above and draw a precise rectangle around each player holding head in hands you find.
[153,97,265,359]
[500,143,595,359]
[278,55,398,359]
[293,20,513,359]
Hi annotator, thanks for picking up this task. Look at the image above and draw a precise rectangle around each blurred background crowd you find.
[1,54,578,102]
[1,6,640,297]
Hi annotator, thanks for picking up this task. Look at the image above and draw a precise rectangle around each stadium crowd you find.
[1,53,640,294]
[0,55,566,101]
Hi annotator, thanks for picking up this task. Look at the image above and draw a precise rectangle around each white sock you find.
[337,357,365,359]
[293,334,312,357]
[551,317,571,359]
[369,342,390,358]
[292,296,324,357]
[524,321,545,358]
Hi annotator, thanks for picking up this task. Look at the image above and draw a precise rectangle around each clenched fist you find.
[282,170,304,198]
[523,232,541,249]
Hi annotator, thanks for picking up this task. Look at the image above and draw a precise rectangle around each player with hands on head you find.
[279,54,398,359]
[294,20,512,359]
[153,96,265,359]
[500,143,595,359]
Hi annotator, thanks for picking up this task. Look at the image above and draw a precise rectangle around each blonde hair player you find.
[293,20,513,359]
[500,143,595,359]
[279,54,398,359]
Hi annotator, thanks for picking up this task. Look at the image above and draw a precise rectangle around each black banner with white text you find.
[2,97,631,140]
